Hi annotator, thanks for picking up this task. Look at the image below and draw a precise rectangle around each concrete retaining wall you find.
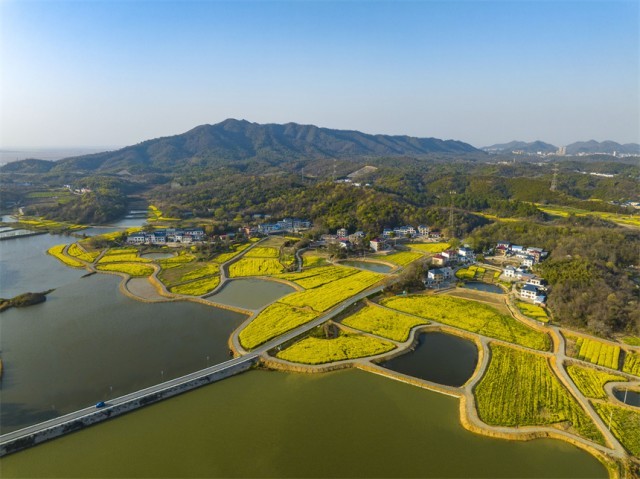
[0,357,258,457]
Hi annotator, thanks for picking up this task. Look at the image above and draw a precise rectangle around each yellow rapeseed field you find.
[277,265,356,289]
[380,251,423,266]
[381,295,550,351]
[170,276,220,296]
[245,247,280,258]
[47,244,85,268]
[592,402,640,457]
[67,243,101,263]
[341,304,427,342]
[229,258,284,277]
[157,252,196,269]
[475,344,604,444]
[276,332,395,364]
[516,302,549,322]
[570,335,620,370]
[623,350,640,376]
[239,302,319,350]
[96,263,154,277]
[408,243,450,254]
[302,254,326,268]
[566,364,627,399]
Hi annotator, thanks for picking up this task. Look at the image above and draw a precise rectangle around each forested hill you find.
[0,119,481,174]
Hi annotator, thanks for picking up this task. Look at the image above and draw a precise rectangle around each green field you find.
[238,302,319,350]
[302,254,326,268]
[475,344,604,444]
[381,295,550,351]
[621,336,640,347]
[535,204,640,228]
[157,252,197,269]
[341,304,428,342]
[591,402,640,457]
[277,266,356,289]
[566,364,627,400]
[276,331,395,364]
[212,243,254,263]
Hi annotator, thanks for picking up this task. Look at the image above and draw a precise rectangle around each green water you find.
[341,260,392,273]
[1,369,606,478]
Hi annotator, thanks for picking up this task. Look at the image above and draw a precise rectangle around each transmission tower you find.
[550,164,559,191]
[449,190,456,237]
[332,159,337,181]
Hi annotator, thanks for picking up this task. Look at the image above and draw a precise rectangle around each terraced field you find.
[591,402,640,457]
[475,344,604,444]
[238,302,319,350]
[568,335,621,370]
[341,304,428,342]
[276,332,395,364]
[566,364,627,399]
[623,350,640,376]
[381,295,550,351]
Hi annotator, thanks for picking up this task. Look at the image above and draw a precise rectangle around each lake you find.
[0,274,245,434]
[0,369,607,478]
[380,331,478,386]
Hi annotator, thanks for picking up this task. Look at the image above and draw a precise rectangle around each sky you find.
[1,0,638,149]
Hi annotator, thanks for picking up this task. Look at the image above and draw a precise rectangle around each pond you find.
[140,252,175,260]
[1,215,18,223]
[0,369,607,478]
[380,331,478,387]
[0,274,246,434]
[462,281,505,294]
[208,278,296,310]
[613,388,640,407]
[341,260,392,273]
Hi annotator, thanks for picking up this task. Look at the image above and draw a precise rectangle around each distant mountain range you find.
[483,140,640,155]
[0,119,480,174]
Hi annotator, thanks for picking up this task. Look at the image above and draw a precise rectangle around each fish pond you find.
[207,278,296,310]
[381,331,478,387]
[613,388,640,408]
[461,281,505,294]
[340,260,393,273]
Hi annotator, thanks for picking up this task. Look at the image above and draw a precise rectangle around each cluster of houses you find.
[431,247,475,266]
[126,228,205,245]
[320,228,366,249]
[382,225,442,239]
[494,241,548,267]
[252,218,312,235]
[519,278,548,305]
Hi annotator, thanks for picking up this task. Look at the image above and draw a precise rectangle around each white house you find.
[521,255,535,268]
[458,247,475,260]
[520,284,539,300]
[417,225,430,236]
[503,265,516,278]
[370,238,387,252]
[337,228,348,238]
[427,267,454,284]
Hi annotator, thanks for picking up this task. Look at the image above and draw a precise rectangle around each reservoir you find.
[341,260,392,273]
[381,332,478,387]
[0,369,606,478]
[207,278,296,310]
[613,388,640,407]
[462,281,505,294]
[0,274,245,434]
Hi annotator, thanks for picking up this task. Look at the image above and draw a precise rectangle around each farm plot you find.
[380,251,423,266]
[516,302,549,323]
[245,247,280,258]
[341,304,428,342]
[455,265,485,281]
[157,252,196,269]
[280,270,382,312]
[170,276,220,296]
[212,243,253,263]
[276,266,356,289]
[475,344,604,444]
[96,263,154,277]
[238,302,319,350]
[569,335,621,370]
[47,245,85,268]
[229,258,284,277]
[407,242,450,254]
[566,364,627,399]
[98,248,151,264]
[302,254,326,268]
[381,295,550,351]
[276,331,395,364]
[591,402,640,457]
[623,350,640,377]
[67,243,101,263]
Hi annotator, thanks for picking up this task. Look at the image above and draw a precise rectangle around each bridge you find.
[0,284,385,457]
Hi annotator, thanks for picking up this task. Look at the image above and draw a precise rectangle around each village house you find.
[431,253,447,266]
[429,230,442,239]
[526,277,547,290]
[417,225,430,236]
[369,238,388,252]
[520,283,539,300]
[426,267,454,285]
[457,246,475,261]
[126,228,205,245]
[336,228,348,238]
[441,249,458,263]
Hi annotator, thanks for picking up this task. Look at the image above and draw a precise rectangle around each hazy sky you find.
[1,0,638,149]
